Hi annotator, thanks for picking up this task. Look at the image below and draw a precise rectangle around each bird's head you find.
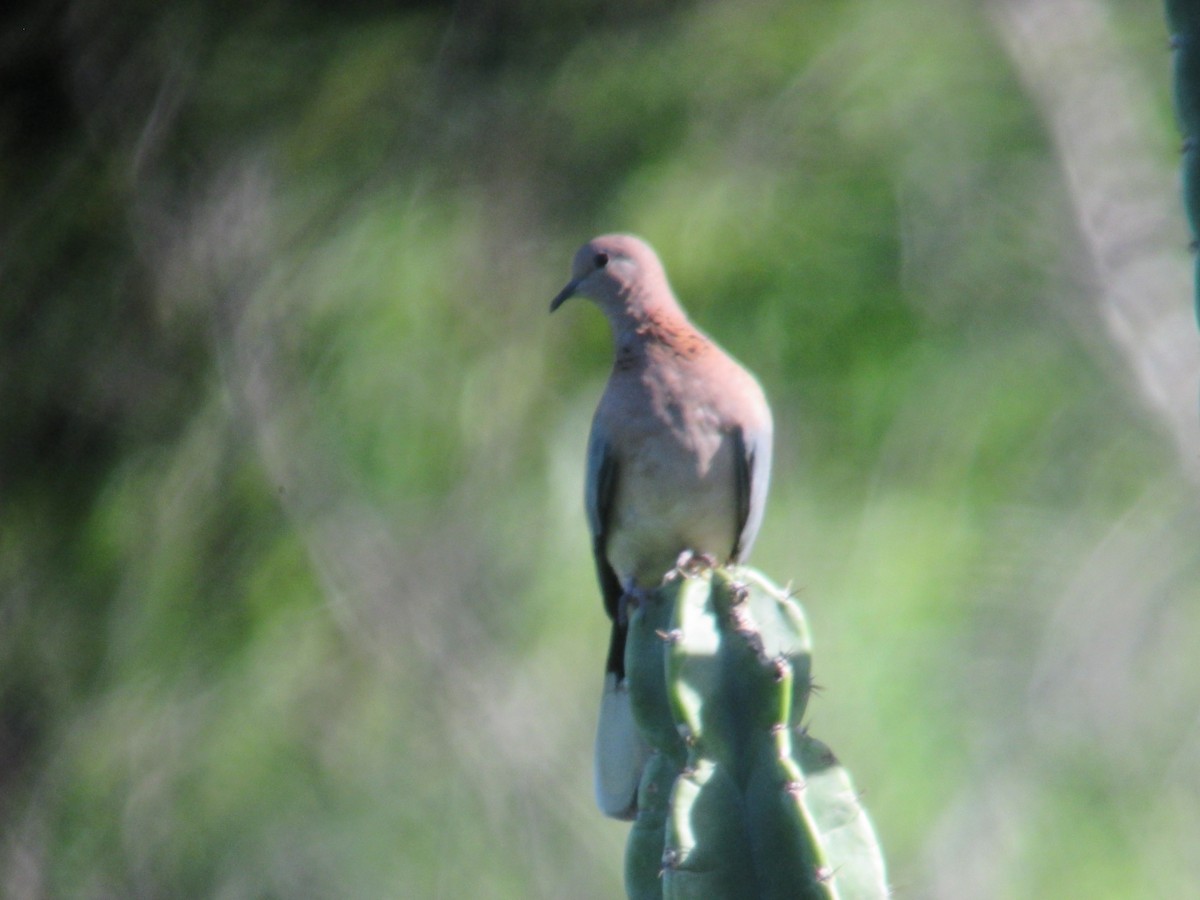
[549,234,672,319]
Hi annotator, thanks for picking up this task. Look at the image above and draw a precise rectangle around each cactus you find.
[622,556,888,900]
[1167,0,1200,319]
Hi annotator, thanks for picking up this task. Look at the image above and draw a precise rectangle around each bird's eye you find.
[594,252,609,269]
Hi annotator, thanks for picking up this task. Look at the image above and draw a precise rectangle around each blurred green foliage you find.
[2,0,1198,897]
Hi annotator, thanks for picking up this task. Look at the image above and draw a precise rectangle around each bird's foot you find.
[666,550,718,581]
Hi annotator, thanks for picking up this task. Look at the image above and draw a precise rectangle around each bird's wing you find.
[585,432,624,641]
[732,423,772,561]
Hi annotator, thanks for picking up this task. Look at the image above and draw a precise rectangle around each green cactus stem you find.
[622,557,888,900]
[1167,0,1200,319]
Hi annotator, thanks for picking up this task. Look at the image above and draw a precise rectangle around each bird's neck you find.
[609,296,707,367]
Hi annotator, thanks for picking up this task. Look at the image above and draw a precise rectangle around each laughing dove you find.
[550,234,774,820]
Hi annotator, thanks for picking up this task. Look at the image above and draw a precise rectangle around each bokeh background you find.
[4,0,1199,896]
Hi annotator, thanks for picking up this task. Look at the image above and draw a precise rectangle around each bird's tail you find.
[594,669,652,820]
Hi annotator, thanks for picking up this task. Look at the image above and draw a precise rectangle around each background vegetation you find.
[3,0,1198,896]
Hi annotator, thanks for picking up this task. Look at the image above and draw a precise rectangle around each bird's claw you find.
[670,550,718,579]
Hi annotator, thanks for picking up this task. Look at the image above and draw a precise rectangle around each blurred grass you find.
[3,0,1198,897]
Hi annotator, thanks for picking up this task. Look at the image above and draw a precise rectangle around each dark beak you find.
[549,277,581,313]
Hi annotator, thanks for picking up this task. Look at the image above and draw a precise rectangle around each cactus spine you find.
[622,557,887,900]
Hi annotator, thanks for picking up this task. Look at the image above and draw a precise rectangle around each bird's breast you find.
[598,381,740,586]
